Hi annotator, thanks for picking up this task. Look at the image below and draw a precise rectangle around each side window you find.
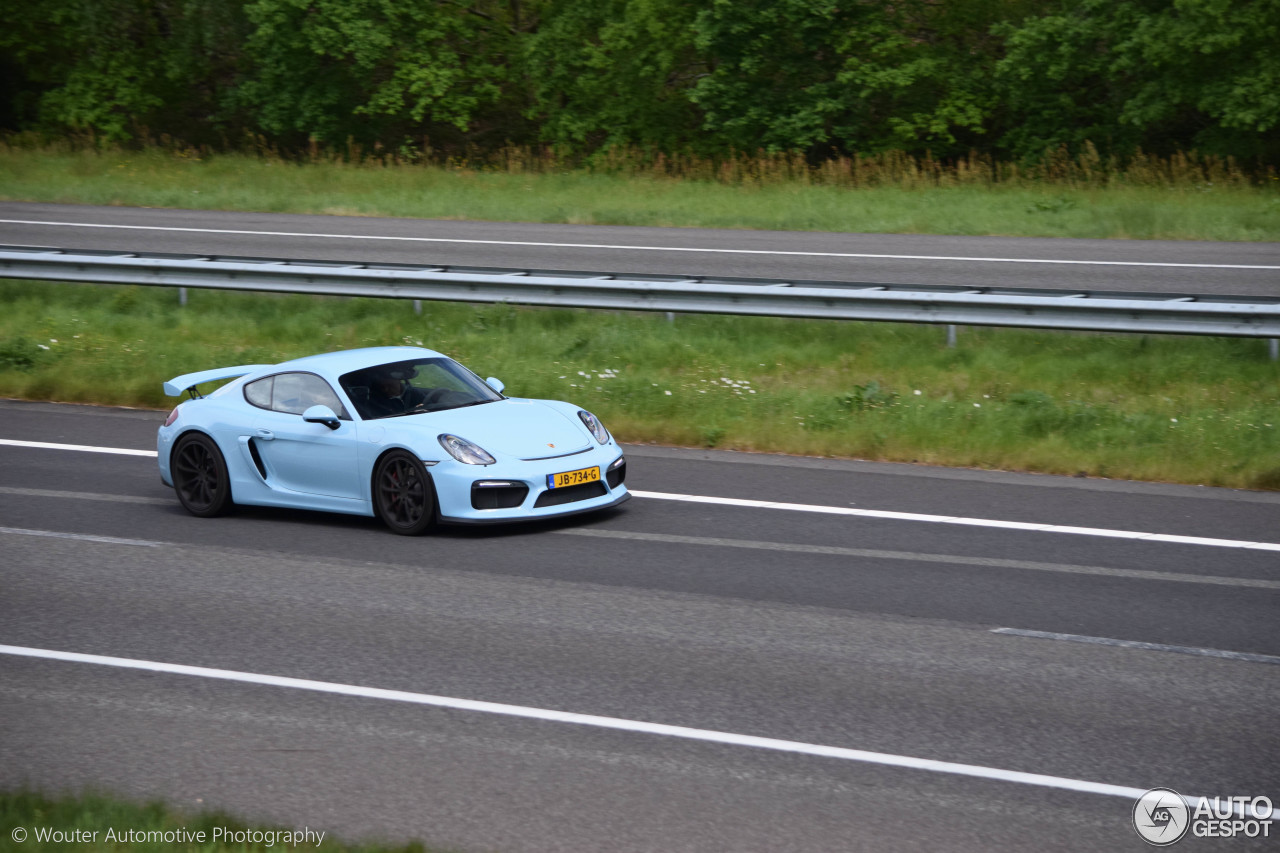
[271,372,349,419]
[244,376,273,410]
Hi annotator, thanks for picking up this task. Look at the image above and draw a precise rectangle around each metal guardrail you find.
[2,245,1279,338]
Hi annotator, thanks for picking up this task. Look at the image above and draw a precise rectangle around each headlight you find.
[438,434,496,465]
[578,410,609,444]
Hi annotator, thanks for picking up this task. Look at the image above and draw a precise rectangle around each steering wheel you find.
[407,388,448,412]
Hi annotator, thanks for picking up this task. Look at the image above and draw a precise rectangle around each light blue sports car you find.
[157,346,628,534]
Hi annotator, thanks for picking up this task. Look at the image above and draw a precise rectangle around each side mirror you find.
[486,377,505,395]
[302,404,341,430]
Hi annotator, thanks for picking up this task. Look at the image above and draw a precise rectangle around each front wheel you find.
[373,450,436,535]
[172,433,233,517]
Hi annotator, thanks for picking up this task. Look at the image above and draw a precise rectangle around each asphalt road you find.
[2,202,1280,296]
[2,399,1278,852]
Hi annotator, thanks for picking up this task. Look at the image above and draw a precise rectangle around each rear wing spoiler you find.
[163,365,272,398]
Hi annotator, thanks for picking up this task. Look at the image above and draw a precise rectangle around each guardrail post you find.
[1270,338,1278,362]
[178,287,187,307]
[414,299,422,315]
[946,324,957,348]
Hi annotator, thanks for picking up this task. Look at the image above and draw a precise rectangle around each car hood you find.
[404,399,592,459]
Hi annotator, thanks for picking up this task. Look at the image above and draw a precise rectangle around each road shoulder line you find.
[0,643,1155,801]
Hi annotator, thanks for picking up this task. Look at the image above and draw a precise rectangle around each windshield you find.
[340,357,503,421]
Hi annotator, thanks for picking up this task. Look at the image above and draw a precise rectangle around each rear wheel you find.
[374,450,436,535]
[172,433,233,517]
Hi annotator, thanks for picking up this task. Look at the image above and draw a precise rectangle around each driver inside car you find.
[363,367,431,418]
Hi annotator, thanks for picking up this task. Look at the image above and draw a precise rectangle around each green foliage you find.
[838,381,897,411]
[996,0,1280,161]
[2,0,1278,165]
[524,0,701,151]
[0,0,248,143]
[0,335,41,370]
[698,424,728,447]
[690,0,1020,155]
[236,0,523,148]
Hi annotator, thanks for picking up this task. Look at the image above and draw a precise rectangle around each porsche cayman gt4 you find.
[158,346,628,534]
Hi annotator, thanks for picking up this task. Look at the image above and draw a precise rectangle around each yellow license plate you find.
[548,466,601,489]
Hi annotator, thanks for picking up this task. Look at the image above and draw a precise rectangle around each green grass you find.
[2,280,1278,489]
[0,789,450,853]
[1,147,1279,241]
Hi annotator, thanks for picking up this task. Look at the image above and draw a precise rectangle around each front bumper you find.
[432,446,628,524]
[440,489,630,525]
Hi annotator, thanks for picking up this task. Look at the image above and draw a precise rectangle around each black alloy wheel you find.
[172,433,233,517]
[374,450,436,535]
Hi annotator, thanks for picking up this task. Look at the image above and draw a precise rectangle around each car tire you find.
[373,450,437,535]
[172,432,233,517]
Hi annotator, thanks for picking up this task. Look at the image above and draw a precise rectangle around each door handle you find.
[255,428,275,441]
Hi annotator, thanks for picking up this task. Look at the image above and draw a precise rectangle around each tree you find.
[234,0,528,150]
[523,0,701,152]
[0,0,249,143]
[689,0,1023,157]
[996,0,1280,160]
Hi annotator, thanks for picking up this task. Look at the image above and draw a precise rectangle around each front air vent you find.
[471,481,529,510]
[534,481,608,508]
[606,458,626,489]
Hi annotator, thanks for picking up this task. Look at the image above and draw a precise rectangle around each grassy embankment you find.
[1,145,1277,487]
[1,279,1277,489]
[1,144,1279,240]
[0,789,447,853]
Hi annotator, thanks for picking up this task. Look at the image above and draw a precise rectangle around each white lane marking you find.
[0,527,161,547]
[561,529,1280,589]
[0,438,157,457]
[993,629,1280,665]
[0,643,1154,801]
[633,490,1280,552]
[2,219,1276,270]
[0,486,168,505]
[4,440,1278,552]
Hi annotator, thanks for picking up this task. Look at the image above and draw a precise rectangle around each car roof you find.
[269,346,450,381]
